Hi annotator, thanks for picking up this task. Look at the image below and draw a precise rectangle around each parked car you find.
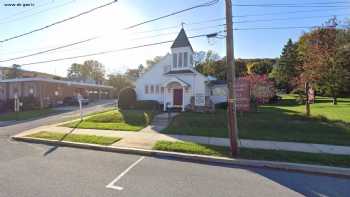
[63,96,89,106]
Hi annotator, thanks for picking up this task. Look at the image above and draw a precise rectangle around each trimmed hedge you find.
[215,102,227,109]
[118,88,136,109]
[135,100,160,111]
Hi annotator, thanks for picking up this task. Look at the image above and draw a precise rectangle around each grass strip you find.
[153,141,350,168]
[0,109,55,121]
[27,131,121,145]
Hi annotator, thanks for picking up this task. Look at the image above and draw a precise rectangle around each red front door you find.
[173,89,183,106]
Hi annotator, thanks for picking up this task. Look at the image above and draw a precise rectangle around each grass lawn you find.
[162,95,350,146]
[62,109,156,131]
[27,131,121,145]
[153,141,350,168]
[0,109,56,121]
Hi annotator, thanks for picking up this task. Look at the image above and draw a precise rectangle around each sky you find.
[0,0,349,77]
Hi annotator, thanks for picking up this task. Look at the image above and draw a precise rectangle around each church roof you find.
[165,69,194,75]
[171,28,193,51]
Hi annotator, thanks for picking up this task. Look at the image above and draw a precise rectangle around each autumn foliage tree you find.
[298,19,350,104]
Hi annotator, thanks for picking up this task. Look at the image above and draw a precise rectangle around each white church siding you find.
[135,28,211,111]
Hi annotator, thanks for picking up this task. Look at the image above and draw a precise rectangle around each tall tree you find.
[107,73,134,97]
[298,18,350,104]
[67,60,105,84]
[270,39,301,92]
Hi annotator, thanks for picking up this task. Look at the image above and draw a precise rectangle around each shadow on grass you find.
[43,120,82,156]
[239,106,350,146]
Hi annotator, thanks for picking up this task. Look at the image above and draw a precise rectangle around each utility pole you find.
[225,0,239,156]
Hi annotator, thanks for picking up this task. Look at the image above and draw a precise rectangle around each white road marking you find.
[106,156,145,191]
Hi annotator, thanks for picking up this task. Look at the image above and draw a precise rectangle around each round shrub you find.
[118,88,136,109]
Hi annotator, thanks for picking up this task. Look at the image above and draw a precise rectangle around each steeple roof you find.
[171,28,193,51]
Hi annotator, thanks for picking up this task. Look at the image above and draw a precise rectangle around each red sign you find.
[234,78,250,112]
[308,88,315,104]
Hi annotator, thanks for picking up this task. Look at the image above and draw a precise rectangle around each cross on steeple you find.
[181,22,186,28]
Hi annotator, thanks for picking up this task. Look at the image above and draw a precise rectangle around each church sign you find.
[195,93,205,106]
[234,78,250,112]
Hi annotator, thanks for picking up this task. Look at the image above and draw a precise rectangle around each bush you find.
[215,102,227,109]
[118,88,136,109]
[22,96,41,110]
[135,100,160,111]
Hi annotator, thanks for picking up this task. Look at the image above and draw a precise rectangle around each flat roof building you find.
[0,78,114,110]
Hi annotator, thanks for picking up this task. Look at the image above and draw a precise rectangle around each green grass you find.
[153,141,350,168]
[0,109,55,121]
[162,95,350,146]
[153,141,229,157]
[62,109,156,131]
[27,131,121,145]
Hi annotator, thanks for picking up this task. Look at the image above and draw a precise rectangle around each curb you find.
[12,136,350,178]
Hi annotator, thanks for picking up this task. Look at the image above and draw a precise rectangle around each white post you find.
[79,99,83,121]
[163,87,166,111]
[182,86,185,112]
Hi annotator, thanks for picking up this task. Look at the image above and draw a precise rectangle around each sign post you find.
[79,99,83,121]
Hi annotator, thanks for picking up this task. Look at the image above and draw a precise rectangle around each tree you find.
[67,60,105,84]
[247,61,273,75]
[5,64,22,79]
[107,73,134,97]
[270,39,301,92]
[145,56,163,70]
[125,64,145,81]
[83,60,105,84]
[298,18,350,104]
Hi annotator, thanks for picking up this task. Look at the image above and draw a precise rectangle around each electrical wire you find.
[18,32,218,66]
[0,1,118,43]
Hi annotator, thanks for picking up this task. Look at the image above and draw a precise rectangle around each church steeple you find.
[171,28,193,51]
[170,28,194,70]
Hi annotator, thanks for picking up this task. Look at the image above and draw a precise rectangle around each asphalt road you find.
[0,104,350,197]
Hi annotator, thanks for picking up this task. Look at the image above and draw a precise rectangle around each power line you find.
[1,13,345,59]
[0,0,77,25]
[232,2,350,8]
[0,0,118,43]
[0,37,98,62]
[123,0,219,30]
[18,32,218,66]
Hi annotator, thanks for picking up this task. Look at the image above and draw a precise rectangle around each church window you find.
[145,85,149,94]
[184,52,188,67]
[156,85,159,94]
[178,53,183,67]
[173,53,177,68]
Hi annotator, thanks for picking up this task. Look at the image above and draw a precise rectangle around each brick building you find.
[0,78,114,110]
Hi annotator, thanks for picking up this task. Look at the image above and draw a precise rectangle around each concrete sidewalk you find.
[14,124,350,156]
